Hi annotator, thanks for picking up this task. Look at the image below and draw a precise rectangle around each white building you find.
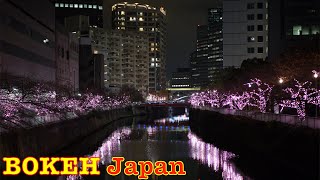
[90,28,149,96]
[223,0,268,68]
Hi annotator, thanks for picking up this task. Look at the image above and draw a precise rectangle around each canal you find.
[56,107,250,180]
[3,107,315,180]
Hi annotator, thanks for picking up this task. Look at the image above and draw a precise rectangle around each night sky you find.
[108,0,220,77]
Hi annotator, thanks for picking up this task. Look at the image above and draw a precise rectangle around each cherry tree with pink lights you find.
[279,79,319,120]
[228,92,251,110]
[0,86,131,132]
[245,78,273,113]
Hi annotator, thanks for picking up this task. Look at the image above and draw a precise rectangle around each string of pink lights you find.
[190,78,320,120]
[0,86,131,131]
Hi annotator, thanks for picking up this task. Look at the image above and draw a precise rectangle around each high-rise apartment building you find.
[0,0,56,82]
[110,2,167,92]
[52,0,103,28]
[223,0,268,68]
[191,8,223,88]
[90,28,149,96]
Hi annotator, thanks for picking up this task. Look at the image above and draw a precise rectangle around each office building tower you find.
[171,68,191,89]
[52,0,103,28]
[191,8,223,88]
[223,0,268,67]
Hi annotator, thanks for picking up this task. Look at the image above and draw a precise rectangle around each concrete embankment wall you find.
[0,107,138,167]
[189,108,319,180]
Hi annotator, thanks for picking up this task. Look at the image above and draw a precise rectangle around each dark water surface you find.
[60,108,250,180]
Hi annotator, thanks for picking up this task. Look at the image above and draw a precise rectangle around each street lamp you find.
[278,77,284,121]
[278,77,284,84]
[313,71,319,119]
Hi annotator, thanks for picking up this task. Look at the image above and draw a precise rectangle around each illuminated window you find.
[79,4,83,8]
[121,11,125,15]
[60,3,64,7]
[84,4,88,8]
[65,4,69,7]
[311,25,320,34]
[55,3,59,7]
[93,5,97,9]
[70,4,73,8]
[129,17,136,21]
[293,25,302,35]
[151,58,155,62]
[88,5,92,8]
[139,28,144,31]
[151,48,155,51]
[99,6,103,10]
[248,36,255,42]
[74,4,78,8]
[151,63,155,67]
[139,17,144,21]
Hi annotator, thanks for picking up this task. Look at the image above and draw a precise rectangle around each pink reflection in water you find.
[188,132,245,180]
[66,127,132,180]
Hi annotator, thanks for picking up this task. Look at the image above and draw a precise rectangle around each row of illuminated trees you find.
[190,72,320,121]
[0,83,131,132]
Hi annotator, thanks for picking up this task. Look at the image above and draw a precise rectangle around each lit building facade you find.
[191,8,223,88]
[55,23,79,92]
[223,0,269,67]
[171,68,191,88]
[0,0,56,82]
[90,28,149,96]
[110,2,167,92]
[52,0,103,28]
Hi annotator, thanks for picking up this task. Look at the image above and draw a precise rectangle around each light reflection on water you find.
[65,114,248,180]
[188,132,245,180]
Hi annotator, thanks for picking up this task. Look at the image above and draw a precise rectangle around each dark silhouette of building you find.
[55,23,79,92]
[0,0,56,82]
[79,37,104,91]
[269,0,320,59]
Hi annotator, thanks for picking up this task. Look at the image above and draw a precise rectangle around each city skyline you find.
[104,0,220,77]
